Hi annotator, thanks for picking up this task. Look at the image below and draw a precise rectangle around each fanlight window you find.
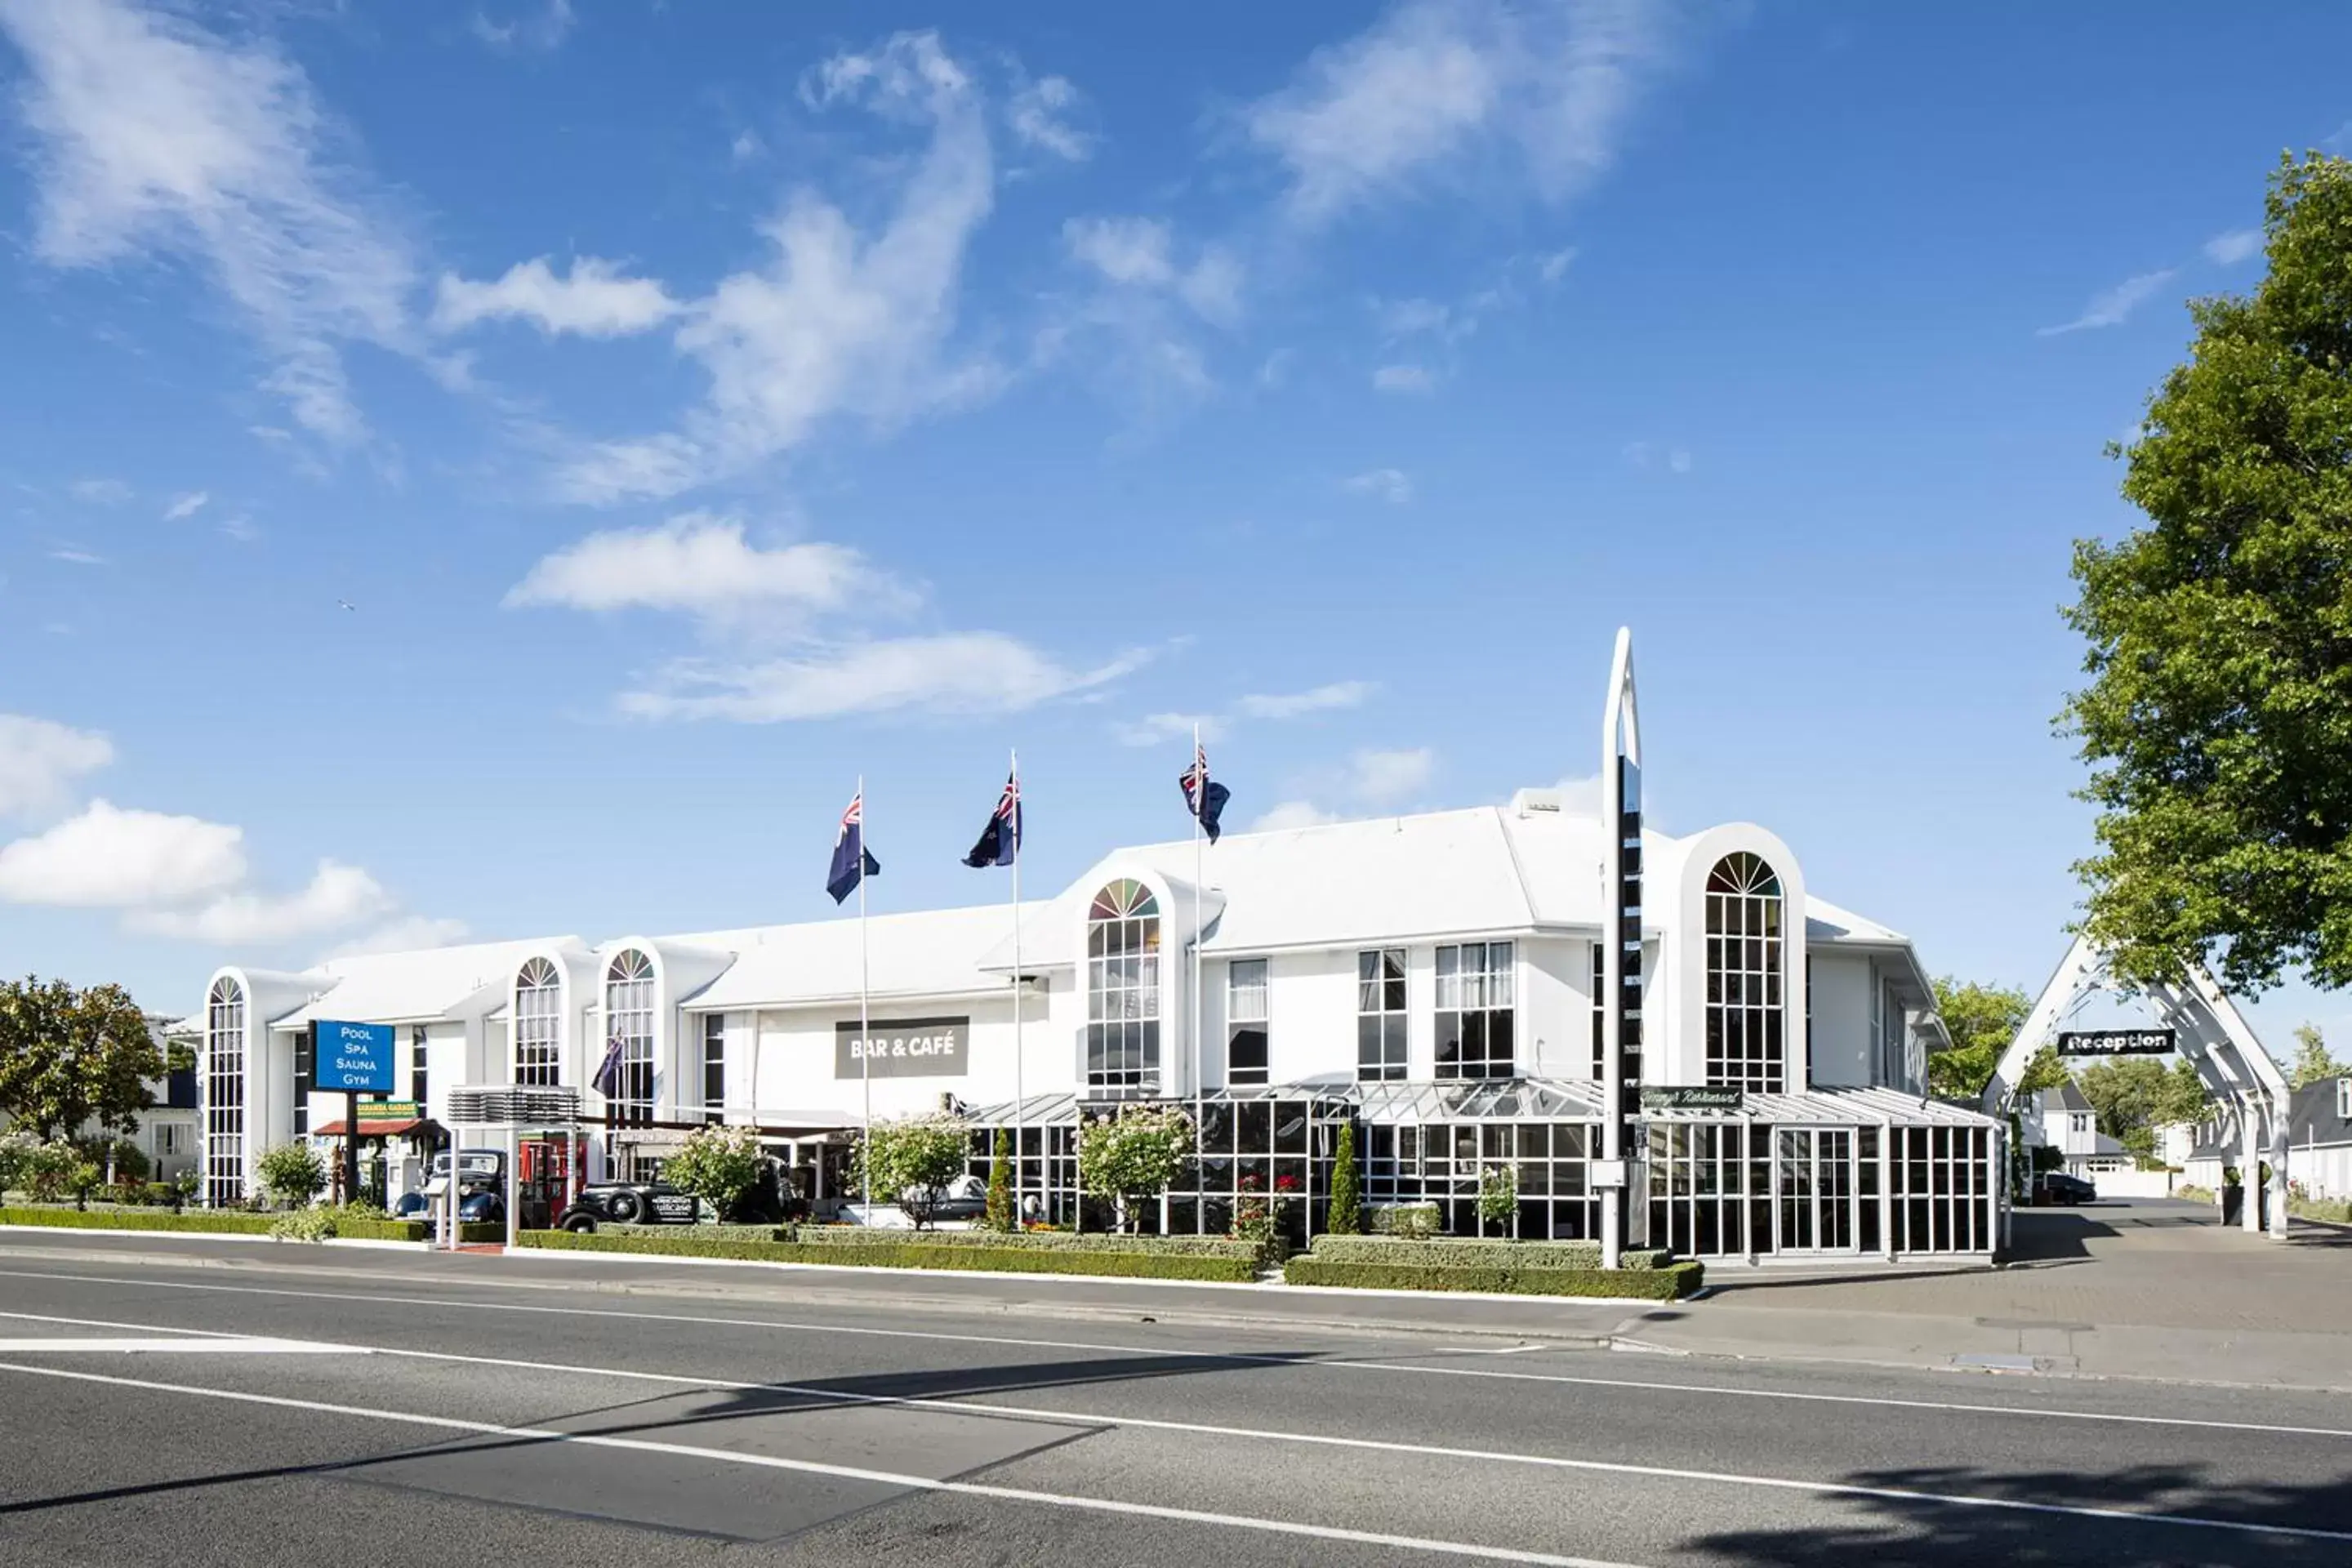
[604,949,656,1124]
[1705,852,1785,1092]
[205,977,246,1208]
[514,957,562,1087]
[1085,880,1161,1094]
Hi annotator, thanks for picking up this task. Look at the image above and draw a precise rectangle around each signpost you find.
[2055,1028,2176,1057]
[311,1021,394,1207]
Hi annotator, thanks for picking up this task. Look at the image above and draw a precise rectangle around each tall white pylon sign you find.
[1599,627,1642,1271]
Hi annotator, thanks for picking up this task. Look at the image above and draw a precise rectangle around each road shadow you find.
[1689,1460,2352,1566]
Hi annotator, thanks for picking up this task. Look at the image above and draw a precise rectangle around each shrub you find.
[855,1113,972,1228]
[519,1227,1263,1281]
[271,1208,336,1243]
[20,1142,78,1203]
[1285,1254,1704,1300]
[1325,1123,1362,1236]
[1369,1202,1441,1239]
[1303,1236,1672,1270]
[788,1226,1261,1259]
[67,1160,103,1210]
[1079,1106,1193,1232]
[664,1124,764,1221]
[142,1182,176,1207]
[1477,1165,1519,1236]
[0,1205,416,1240]
[984,1129,1014,1232]
[256,1142,327,1209]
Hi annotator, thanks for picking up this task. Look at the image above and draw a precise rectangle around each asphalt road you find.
[2,1237,2350,1566]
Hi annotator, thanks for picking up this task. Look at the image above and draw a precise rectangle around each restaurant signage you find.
[1640,1086,1745,1111]
[835,1016,969,1079]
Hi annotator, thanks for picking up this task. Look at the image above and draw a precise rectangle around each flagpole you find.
[858,775,872,1218]
[1192,725,1205,1234]
[1009,746,1026,1224]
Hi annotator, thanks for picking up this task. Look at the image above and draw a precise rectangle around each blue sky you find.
[1,1,2347,1049]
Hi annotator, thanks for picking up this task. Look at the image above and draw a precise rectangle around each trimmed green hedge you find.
[1284,1254,1704,1300]
[787,1226,1263,1259]
[518,1226,1263,1281]
[1301,1235,1670,1271]
[0,1205,430,1241]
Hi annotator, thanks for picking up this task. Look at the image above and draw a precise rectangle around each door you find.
[1776,1128,1859,1254]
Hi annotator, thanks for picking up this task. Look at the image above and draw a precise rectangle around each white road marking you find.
[0,1360,1647,1568]
[5,1264,2351,1441]
[0,1336,355,1354]
[8,1307,2352,1549]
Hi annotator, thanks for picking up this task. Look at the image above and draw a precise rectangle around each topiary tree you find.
[983,1128,1014,1232]
[1325,1121,1362,1236]
[256,1141,327,1209]
[855,1113,971,1229]
[1078,1106,1193,1232]
[67,1159,102,1211]
[1478,1163,1519,1240]
[664,1124,764,1222]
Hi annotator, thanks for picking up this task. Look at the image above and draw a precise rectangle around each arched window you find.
[205,977,246,1207]
[604,950,656,1124]
[514,958,561,1087]
[1705,852,1784,1092]
[1085,879,1161,1094]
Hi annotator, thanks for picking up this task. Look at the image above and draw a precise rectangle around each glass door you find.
[1776,1128,1860,1254]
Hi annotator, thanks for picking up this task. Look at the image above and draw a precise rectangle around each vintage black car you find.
[553,1182,699,1231]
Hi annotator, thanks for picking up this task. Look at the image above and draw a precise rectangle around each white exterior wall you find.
[1520,936,1584,1081]
[1806,951,1873,1087]
[2289,1141,2352,1200]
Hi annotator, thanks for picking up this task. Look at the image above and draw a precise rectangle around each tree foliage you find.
[1325,1121,1363,1236]
[256,1142,327,1208]
[1078,1106,1192,1229]
[1926,976,2069,1100]
[2077,1055,2211,1138]
[2290,1022,2350,1087]
[664,1124,764,1220]
[854,1113,970,1229]
[2064,154,2352,994]
[0,976,164,1140]
[983,1128,1014,1232]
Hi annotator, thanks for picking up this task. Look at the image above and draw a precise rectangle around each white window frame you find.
[1227,958,1269,1086]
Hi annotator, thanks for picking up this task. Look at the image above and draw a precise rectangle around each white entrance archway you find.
[1982,933,2290,1241]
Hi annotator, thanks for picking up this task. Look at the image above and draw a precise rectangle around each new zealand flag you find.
[590,1035,626,1097]
[964,770,1022,868]
[826,791,880,904]
[1179,742,1231,844]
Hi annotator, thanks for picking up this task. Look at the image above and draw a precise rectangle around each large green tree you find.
[2288,1022,2348,1087]
[2078,1054,2213,1138]
[2065,153,2352,994]
[0,977,163,1140]
[1928,977,2068,1100]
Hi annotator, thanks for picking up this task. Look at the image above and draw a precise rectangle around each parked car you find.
[393,1147,506,1234]
[554,1181,697,1232]
[2033,1171,2097,1205]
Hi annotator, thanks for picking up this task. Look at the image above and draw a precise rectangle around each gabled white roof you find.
[1805,896,1909,945]
[271,938,566,1029]
[676,903,1045,1012]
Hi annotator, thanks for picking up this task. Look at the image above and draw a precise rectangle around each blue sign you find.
[314,1020,395,1094]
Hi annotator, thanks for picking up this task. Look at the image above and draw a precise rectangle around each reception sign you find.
[835,1016,969,1079]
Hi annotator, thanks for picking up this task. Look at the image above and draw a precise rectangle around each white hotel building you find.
[199,789,2007,1260]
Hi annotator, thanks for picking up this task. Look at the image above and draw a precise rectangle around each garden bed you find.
[1284,1234,1703,1299]
[520,1225,1267,1281]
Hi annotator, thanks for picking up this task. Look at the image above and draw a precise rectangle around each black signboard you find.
[1641,1085,1744,1111]
[2055,1028,2176,1057]
[835,1016,969,1079]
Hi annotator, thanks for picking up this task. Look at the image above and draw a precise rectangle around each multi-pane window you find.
[292,1025,313,1136]
[1357,949,1407,1082]
[514,957,561,1086]
[1085,880,1160,1094]
[204,978,245,1207]
[1704,853,1784,1092]
[604,950,656,1125]
[702,1013,727,1121]
[410,1025,430,1111]
[158,1124,188,1157]
[1435,941,1514,1080]
[1227,960,1268,1085]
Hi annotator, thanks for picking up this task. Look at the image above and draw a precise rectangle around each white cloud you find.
[504,512,911,626]
[559,31,997,503]
[1372,363,1434,394]
[161,489,207,520]
[1350,745,1435,804]
[219,514,258,543]
[1342,468,1412,504]
[1251,800,1343,833]
[2038,269,2177,336]
[0,799,245,906]
[1236,681,1376,719]
[325,915,471,960]
[1116,711,1219,748]
[1541,772,1604,814]
[620,633,1147,723]
[1008,73,1092,161]
[1624,441,1691,473]
[1538,245,1578,283]
[2203,229,2261,266]
[128,858,389,943]
[1243,0,1687,227]
[470,1,575,53]
[1062,216,1245,328]
[730,128,764,164]
[68,477,130,504]
[48,547,106,566]
[0,714,113,817]
[433,256,680,338]
[0,0,416,443]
